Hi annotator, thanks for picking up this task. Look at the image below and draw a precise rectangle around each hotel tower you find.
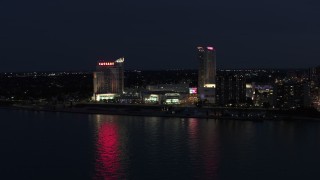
[197,46,216,103]
[93,57,124,101]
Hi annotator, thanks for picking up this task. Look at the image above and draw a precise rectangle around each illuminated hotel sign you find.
[204,84,216,88]
[98,62,115,66]
[115,58,124,63]
[207,47,214,51]
[189,87,197,94]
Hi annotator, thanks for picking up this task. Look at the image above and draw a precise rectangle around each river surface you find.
[1,108,320,179]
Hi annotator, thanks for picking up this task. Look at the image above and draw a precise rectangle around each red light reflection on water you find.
[188,119,220,179]
[203,123,220,179]
[94,122,121,180]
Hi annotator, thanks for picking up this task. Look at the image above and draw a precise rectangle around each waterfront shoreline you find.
[2,104,320,122]
[1,105,218,119]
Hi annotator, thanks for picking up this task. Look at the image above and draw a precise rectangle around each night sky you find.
[1,0,319,72]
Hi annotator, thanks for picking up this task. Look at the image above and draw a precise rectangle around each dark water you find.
[1,109,320,179]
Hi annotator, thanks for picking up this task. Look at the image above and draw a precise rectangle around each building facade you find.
[197,46,216,103]
[273,79,310,109]
[93,57,124,101]
[252,84,274,107]
[216,74,246,106]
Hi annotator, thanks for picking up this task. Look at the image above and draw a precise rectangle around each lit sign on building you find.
[189,88,198,94]
[165,93,180,97]
[207,47,215,51]
[98,62,115,66]
[165,99,180,104]
[115,58,124,63]
[197,47,204,51]
[144,94,159,103]
[246,84,253,88]
[204,84,216,88]
[164,93,180,104]
[95,94,116,101]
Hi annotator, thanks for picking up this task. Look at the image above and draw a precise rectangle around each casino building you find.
[197,46,216,103]
[93,57,125,101]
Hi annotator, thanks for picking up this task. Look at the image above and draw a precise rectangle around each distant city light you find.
[207,47,214,51]
[189,88,198,94]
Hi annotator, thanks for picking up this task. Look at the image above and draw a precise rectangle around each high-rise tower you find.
[93,57,124,101]
[197,46,216,103]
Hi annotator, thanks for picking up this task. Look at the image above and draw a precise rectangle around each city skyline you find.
[2,1,320,179]
[1,0,320,72]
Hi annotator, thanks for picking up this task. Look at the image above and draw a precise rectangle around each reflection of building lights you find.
[95,121,121,179]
